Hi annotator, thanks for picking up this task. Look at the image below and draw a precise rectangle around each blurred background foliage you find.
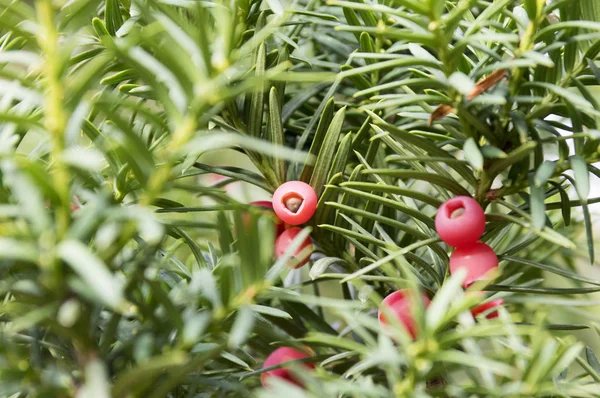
[2,0,600,396]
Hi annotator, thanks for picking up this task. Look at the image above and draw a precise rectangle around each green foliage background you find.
[2,0,600,396]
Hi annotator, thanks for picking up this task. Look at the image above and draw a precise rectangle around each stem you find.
[499,5,546,133]
[37,0,70,239]
[475,171,493,204]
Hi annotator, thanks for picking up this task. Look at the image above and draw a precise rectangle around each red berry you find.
[260,346,314,388]
[245,201,285,236]
[450,242,498,288]
[435,196,486,248]
[378,289,431,339]
[471,298,504,319]
[275,228,313,268]
[272,181,317,225]
[251,200,274,208]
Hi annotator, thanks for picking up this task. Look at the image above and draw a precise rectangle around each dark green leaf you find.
[503,256,600,286]
[362,169,471,196]
[267,88,286,185]
[248,43,267,138]
[548,181,571,226]
[328,132,352,181]
[300,97,335,182]
[309,107,346,197]
[105,0,123,36]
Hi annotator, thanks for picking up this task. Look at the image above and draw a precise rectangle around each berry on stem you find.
[450,242,498,288]
[272,181,317,225]
[261,346,315,388]
[435,196,486,248]
[275,227,313,268]
[471,297,503,319]
[378,289,431,339]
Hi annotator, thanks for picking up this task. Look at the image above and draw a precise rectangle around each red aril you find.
[261,346,314,388]
[450,242,498,287]
[272,181,317,226]
[275,227,313,268]
[435,196,486,248]
[378,289,431,339]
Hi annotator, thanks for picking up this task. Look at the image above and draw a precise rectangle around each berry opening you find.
[446,200,466,219]
[283,193,304,214]
[272,181,317,225]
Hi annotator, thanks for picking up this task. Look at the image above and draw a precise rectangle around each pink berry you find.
[260,346,314,388]
[378,289,431,339]
[245,201,285,236]
[450,242,498,287]
[435,196,486,248]
[275,227,313,268]
[272,181,317,225]
[471,298,504,319]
